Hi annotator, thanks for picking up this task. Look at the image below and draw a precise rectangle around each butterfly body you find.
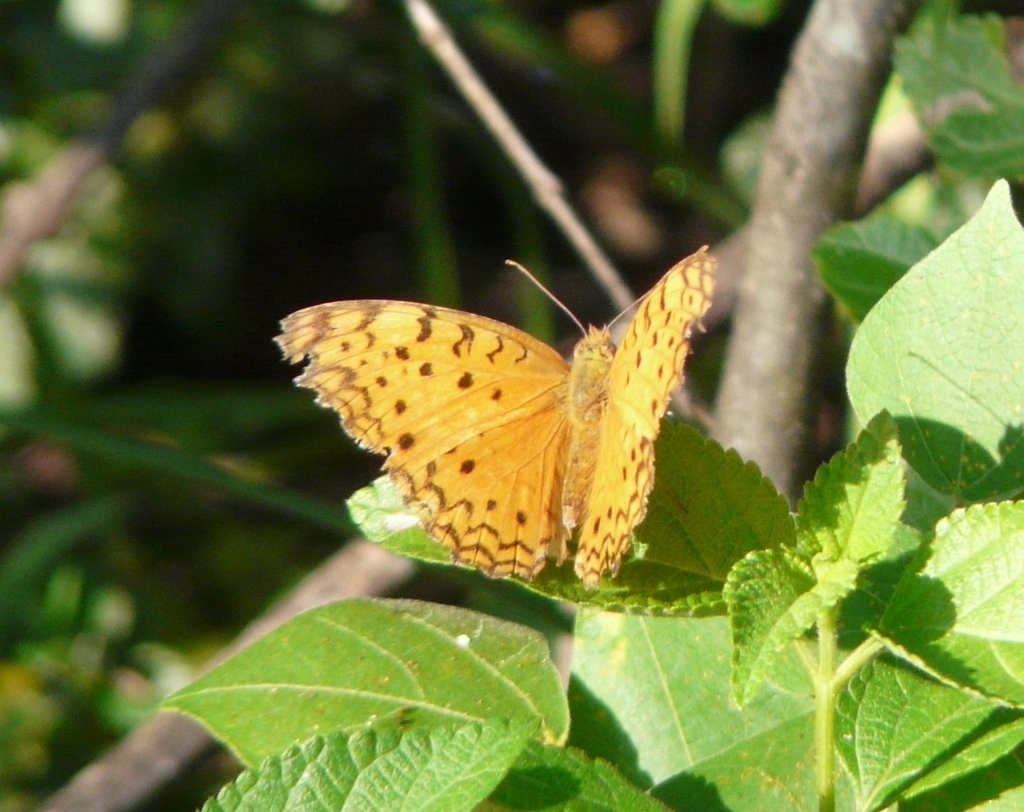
[561,327,614,534]
[277,248,715,588]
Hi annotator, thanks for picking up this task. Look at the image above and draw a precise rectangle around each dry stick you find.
[38,541,416,812]
[711,0,923,498]
[0,0,247,287]
[403,0,636,314]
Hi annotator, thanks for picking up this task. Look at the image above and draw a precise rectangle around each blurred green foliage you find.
[0,0,785,804]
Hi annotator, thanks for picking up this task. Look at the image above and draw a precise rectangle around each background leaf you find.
[896,14,1024,177]
[880,502,1024,705]
[814,213,939,323]
[571,610,816,810]
[165,599,569,764]
[484,741,673,812]
[847,179,1024,503]
[836,659,1024,812]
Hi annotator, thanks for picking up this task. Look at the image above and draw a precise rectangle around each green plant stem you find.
[833,636,885,694]
[815,605,838,812]
[652,0,704,145]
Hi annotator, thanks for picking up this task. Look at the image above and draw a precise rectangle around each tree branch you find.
[711,0,923,497]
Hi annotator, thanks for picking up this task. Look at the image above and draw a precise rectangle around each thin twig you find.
[37,542,415,812]
[403,0,635,313]
[712,0,923,498]
[0,0,247,287]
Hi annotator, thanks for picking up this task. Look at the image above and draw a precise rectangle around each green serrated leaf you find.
[814,213,939,323]
[164,599,569,764]
[203,720,535,812]
[796,411,906,566]
[879,501,1024,705]
[483,741,673,812]
[837,522,925,636]
[896,14,1024,177]
[349,476,722,616]
[639,423,794,580]
[349,424,780,616]
[571,610,813,792]
[836,659,1024,812]
[725,547,816,706]
[848,179,1024,503]
[348,478,448,565]
[532,558,727,617]
[901,708,1024,803]
[901,751,1024,811]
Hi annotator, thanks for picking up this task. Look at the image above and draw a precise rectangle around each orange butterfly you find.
[277,248,715,587]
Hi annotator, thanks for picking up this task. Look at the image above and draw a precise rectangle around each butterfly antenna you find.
[506,260,587,336]
[605,291,644,333]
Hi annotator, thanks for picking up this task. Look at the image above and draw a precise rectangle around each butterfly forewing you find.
[573,249,716,587]
[276,300,571,578]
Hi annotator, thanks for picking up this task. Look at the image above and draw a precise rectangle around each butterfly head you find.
[572,326,615,365]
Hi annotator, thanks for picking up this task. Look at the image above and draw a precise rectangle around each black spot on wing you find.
[453,324,475,358]
[416,313,434,342]
[486,336,504,364]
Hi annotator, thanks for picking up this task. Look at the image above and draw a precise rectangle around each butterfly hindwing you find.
[402,398,569,577]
